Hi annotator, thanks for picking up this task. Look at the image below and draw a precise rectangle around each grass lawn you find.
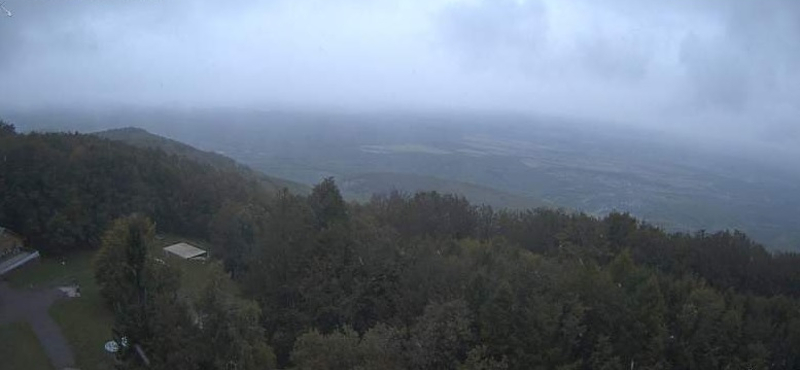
[4,250,96,289]
[2,235,226,370]
[3,251,116,370]
[0,321,55,370]
[153,235,235,300]
[49,280,116,370]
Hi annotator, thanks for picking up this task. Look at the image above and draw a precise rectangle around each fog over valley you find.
[2,0,800,250]
[6,108,800,251]
[4,2,800,369]
[1,0,799,152]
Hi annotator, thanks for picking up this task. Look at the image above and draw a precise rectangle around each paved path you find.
[0,282,76,369]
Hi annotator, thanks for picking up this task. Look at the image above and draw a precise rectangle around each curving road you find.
[0,282,76,369]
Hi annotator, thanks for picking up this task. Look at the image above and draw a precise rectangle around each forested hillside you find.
[0,122,271,254]
[214,184,800,369]
[94,127,309,195]
[3,121,800,369]
[11,110,800,250]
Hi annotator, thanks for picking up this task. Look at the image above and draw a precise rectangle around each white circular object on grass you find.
[104,340,120,353]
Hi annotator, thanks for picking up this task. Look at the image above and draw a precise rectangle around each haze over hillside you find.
[4,124,800,370]
[3,0,800,251]
[3,1,800,367]
[9,109,800,251]
[2,0,800,151]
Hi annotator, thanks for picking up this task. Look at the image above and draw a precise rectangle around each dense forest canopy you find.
[94,127,310,195]
[2,124,800,369]
[0,121,269,254]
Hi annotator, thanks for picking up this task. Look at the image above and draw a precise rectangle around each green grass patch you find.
[4,251,116,370]
[4,235,228,370]
[49,275,116,370]
[0,321,55,370]
[4,250,96,289]
[174,257,238,302]
[152,234,233,300]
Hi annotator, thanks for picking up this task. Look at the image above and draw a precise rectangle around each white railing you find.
[0,250,40,276]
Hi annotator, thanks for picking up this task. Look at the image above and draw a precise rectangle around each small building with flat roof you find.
[163,242,207,260]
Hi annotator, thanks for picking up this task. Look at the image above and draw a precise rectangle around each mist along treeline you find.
[2,123,800,369]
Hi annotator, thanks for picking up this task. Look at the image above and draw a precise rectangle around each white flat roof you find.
[163,242,207,259]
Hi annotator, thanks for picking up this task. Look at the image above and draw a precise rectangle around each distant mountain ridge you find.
[94,128,546,212]
[0,127,280,254]
[96,127,239,168]
[94,127,310,195]
[11,109,798,251]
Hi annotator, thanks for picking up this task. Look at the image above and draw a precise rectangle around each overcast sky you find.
[0,0,798,150]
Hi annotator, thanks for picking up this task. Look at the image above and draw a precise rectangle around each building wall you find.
[0,232,23,257]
